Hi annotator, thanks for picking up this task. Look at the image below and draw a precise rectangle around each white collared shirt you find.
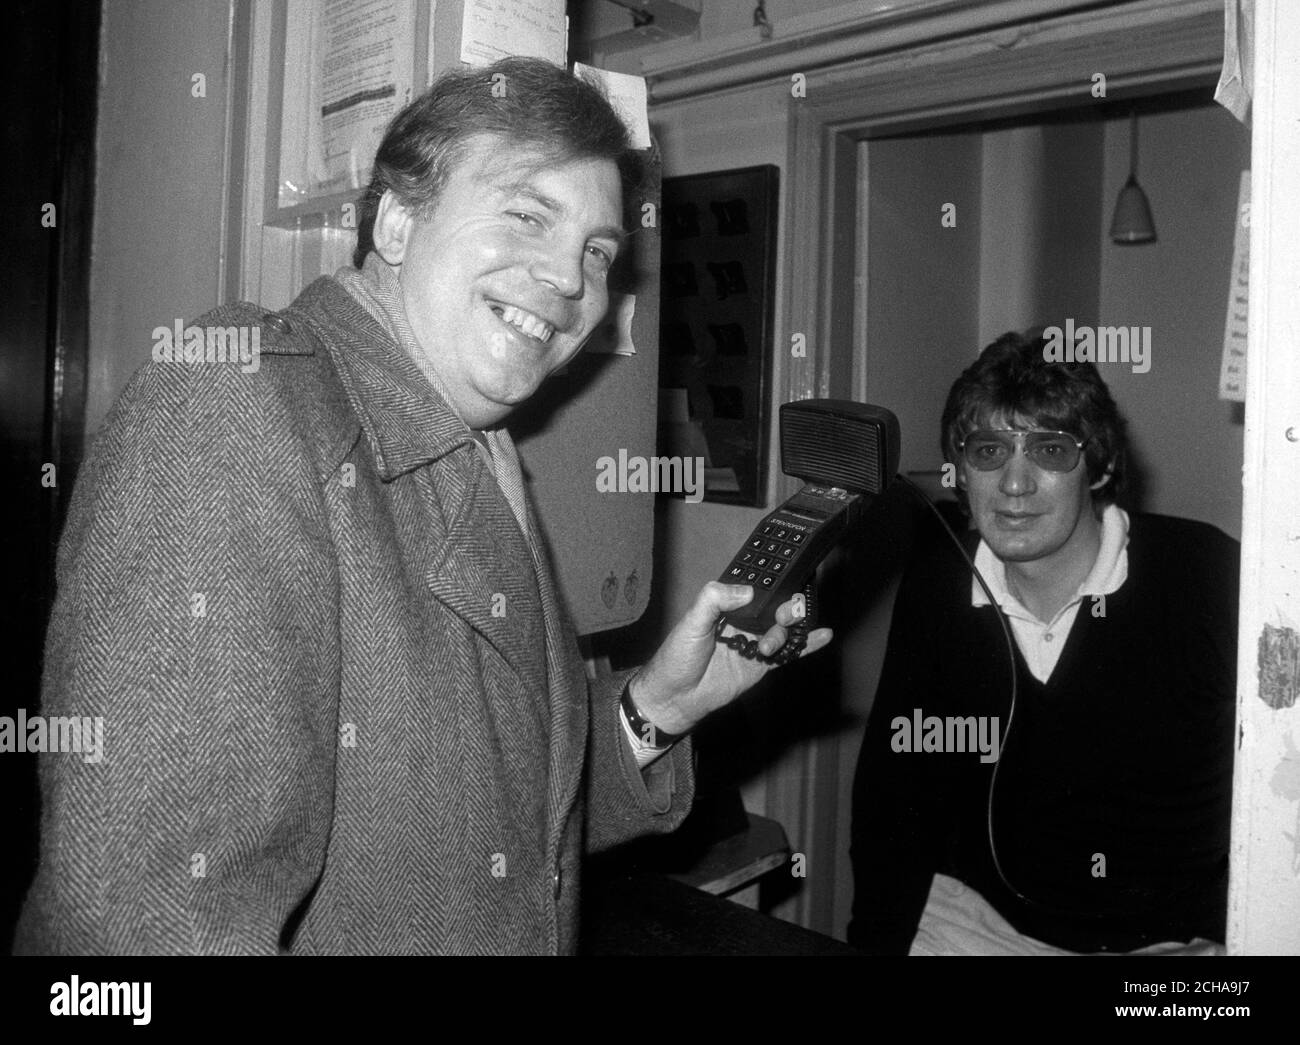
[970,505,1130,683]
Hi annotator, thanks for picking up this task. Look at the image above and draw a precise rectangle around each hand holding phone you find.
[715,399,899,660]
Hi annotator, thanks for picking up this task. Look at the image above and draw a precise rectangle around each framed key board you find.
[658,164,779,507]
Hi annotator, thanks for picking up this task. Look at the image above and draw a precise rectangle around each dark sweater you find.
[848,512,1239,954]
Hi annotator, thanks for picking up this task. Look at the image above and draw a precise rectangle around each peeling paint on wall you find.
[1258,623,1300,709]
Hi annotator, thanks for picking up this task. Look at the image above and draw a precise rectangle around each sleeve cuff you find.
[618,698,672,769]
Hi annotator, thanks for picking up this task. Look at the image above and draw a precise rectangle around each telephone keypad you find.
[722,513,817,592]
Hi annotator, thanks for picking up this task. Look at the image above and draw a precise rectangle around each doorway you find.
[830,89,1249,942]
[759,0,1236,941]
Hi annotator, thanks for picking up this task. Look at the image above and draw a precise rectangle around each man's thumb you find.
[688,581,754,630]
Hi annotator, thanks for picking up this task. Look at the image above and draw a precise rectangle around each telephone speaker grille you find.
[780,400,899,494]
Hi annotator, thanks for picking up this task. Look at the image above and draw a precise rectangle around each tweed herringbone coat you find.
[16,277,693,955]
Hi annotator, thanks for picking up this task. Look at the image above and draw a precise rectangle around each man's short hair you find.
[940,331,1128,507]
[352,57,636,268]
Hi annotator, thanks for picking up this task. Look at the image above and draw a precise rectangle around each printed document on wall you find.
[310,0,415,196]
[460,0,566,67]
[1218,171,1249,402]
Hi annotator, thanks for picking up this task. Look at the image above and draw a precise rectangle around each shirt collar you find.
[971,503,1130,612]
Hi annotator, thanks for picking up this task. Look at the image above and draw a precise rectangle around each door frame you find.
[768,0,1300,953]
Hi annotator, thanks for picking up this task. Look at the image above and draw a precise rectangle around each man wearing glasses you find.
[848,331,1239,955]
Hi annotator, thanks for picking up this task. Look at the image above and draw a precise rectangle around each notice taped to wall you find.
[460,0,566,67]
[314,0,415,193]
[279,0,414,206]
[1218,170,1250,402]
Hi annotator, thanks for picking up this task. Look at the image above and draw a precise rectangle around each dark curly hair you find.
[352,57,637,268]
[940,331,1128,508]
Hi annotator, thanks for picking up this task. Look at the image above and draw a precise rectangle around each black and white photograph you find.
[3,0,1298,1021]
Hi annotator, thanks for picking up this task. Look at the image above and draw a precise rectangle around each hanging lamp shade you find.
[1111,112,1156,244]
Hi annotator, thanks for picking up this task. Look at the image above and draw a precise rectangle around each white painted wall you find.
[979,123,1103,347]
[88,0,232,433]
[1098,104,1249,540]
[866,132,984,476]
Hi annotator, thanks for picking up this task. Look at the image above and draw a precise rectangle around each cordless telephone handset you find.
[715,400,900,664]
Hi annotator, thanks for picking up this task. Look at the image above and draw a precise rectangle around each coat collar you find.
[281,276,591,851]
[287,277,478,481]
[284,277,539,674]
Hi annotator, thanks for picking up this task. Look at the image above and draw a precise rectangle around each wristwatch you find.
[620,678,686,749]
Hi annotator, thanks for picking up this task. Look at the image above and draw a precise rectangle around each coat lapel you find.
[293,278,548,691]
[527,497,589,832]
[422,450,547,688]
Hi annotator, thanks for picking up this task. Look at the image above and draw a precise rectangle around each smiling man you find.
[848,331,1239,955]
[16,58,825,956]
[372,137,625,425]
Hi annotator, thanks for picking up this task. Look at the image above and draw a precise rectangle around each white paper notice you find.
[460,0,566,67]
[1218,170,1250,402]
[1214,0,1254,124]
[314,0,414,193]
[573,62,651,150]
[587,293,636,356]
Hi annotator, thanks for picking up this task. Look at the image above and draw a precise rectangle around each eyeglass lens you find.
[962,430,1082,472]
